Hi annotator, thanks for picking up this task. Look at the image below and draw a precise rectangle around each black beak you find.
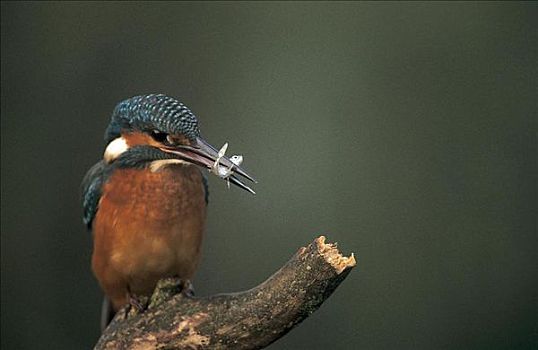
[160,136,257,194]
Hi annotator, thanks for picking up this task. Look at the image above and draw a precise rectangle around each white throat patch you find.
[149,159,189,172]
[104,137,129,163]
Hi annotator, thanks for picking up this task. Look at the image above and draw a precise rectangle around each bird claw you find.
[129,295,146,312]
[123,293,149,319]
[180,279,195,298]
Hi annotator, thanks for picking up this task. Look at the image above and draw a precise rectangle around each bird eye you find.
[151,130,169,144]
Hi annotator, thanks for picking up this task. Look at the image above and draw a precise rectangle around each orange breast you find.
[92,164,207,310]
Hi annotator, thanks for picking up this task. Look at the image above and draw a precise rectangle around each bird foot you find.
[123,294,149,319]
[129,295,147,311]
[147,277,195,309]
[180,279,195,298]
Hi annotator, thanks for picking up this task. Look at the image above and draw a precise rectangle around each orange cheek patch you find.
[123,131,160,147]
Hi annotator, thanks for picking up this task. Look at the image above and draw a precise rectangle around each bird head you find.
[102,94,256,193]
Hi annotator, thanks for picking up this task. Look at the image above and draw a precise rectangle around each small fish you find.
[230,155,243,166]
[210,143,245,188]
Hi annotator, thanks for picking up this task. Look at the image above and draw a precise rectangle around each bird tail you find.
[100,296,115,332]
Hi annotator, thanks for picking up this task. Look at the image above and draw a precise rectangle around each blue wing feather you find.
[81,161,107,229]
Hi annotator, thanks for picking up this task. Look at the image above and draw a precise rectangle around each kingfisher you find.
[81,94,255,329]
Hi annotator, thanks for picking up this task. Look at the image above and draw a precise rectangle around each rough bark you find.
[95,236,357,350]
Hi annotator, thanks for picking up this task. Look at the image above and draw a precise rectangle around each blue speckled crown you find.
[104,94,200,143]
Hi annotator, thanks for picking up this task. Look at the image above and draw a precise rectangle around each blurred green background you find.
[1,2,536,349]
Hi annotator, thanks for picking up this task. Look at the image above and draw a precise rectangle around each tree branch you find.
[95,236,356,350]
